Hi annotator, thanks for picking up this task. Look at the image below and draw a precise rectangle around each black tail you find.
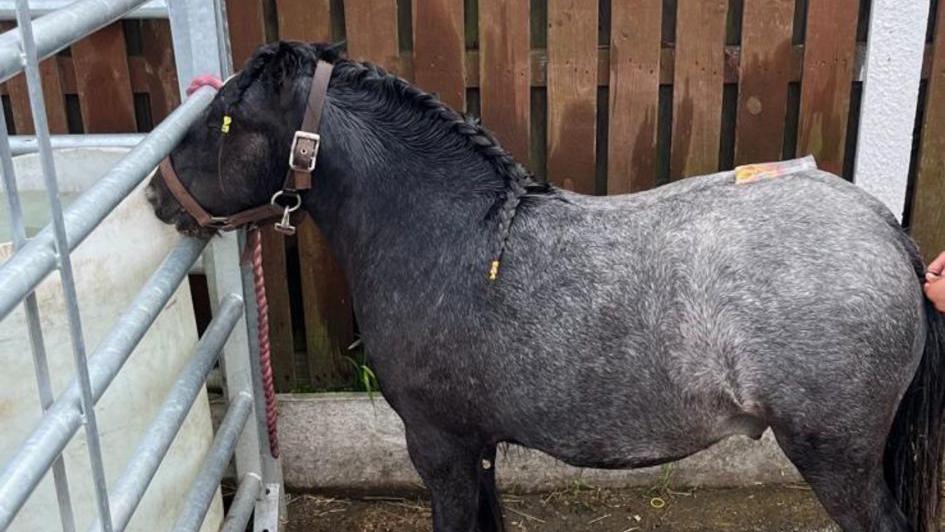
[885,293,945,531]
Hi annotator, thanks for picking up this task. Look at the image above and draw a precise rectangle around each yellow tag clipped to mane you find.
[221,115,232,134]
[734,156,818,184]
[488,260,500,281]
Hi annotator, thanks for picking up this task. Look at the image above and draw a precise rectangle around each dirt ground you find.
[286,484,836,531]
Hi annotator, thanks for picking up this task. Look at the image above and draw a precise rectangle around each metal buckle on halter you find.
[289,131,321,173]
[271,190,303,235]
[205,216,230,229]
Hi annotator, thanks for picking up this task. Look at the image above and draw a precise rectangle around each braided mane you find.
[232,41,554,276]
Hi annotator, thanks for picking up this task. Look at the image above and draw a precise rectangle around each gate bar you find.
[0,0,167,19]
[14,1,113,528]
[173,392,254,532]
[10,133,146,155]
[0,237,207,530]
[0,0,150,83]
[220,473,262,532]
[94,294,244,532]
[0,87,215,322]
[0,82,76,532]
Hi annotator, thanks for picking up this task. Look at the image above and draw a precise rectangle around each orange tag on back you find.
[735,156,817,184]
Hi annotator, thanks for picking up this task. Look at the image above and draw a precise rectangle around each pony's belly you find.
[511,412,768,471]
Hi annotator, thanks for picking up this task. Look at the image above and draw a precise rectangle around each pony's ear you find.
[312,41,346,63]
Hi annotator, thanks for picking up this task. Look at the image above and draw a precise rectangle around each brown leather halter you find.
[160,59,334,236]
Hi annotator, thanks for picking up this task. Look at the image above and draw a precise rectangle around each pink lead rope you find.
[186,74,224,95]
[184,73,281,458]
[249,228,280,459]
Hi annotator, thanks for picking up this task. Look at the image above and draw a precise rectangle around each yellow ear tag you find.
[221,115,232,134]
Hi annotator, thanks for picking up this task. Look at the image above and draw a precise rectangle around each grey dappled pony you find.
[148,42,945,532]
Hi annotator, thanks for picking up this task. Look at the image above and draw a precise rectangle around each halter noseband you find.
[160,59,334,236]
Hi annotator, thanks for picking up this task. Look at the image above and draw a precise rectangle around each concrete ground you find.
[286,485,836,531]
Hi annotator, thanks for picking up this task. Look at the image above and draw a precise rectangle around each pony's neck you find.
[304,72,503,285]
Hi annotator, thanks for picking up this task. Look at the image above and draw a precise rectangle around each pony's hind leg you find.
[773,427,908,532]
[405,426,502,532]
[477,445,504,531]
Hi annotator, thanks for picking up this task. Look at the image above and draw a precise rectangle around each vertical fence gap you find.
[330,0,346,42]
[904,81,929,229]
[842,82,862,181]
[530,87,547,178]
[64,94,83,134]
[397,0,412,54]
[657,84,672,185]
[718,83,738,170]
[662,0,677,45]
[1,95,14,134]
[132,92,152,131]
[782,81,801,159]
[726,0,744,45]
[465,0,479,50]
[595,85,608,194]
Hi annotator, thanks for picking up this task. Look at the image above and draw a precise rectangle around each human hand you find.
[926,251,945,312]
[925,277,945,313]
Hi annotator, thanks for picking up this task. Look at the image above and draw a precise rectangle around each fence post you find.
[854,0,930,220]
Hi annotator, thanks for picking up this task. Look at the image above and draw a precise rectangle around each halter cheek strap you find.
[160,60,334,235]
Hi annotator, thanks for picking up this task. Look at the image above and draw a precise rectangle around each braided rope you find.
[250,228,280,458]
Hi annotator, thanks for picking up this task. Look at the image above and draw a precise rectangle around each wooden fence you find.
[3,0,943,392]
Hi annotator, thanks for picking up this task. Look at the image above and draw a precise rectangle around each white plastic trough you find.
[0,148,221,531]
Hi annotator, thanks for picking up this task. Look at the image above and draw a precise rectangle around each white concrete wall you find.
[854,0,930,220]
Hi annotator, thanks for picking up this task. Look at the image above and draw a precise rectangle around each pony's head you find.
[146,41,340,237]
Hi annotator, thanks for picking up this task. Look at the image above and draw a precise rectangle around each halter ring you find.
[270,190,302,212]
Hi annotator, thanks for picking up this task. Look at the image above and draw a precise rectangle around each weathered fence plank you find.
[260,227,297,392]
[413,0,466,111]
[276,0,331,42]
[0,18,67,135]
[671,0,728,180]
[797,0,860,176]
[226,0,267,67]
[478,0,530,163]
[71,23,136,132]
[344,0,401,75]
[912,0,945,262]
[547,0,598,193]
[607,0,661,193]
[140,20,180,124]
[4,60,68,135]
[735,0,794,165]
[298,217,355,389]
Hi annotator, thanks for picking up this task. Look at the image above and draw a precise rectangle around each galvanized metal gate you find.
[0,0,284,530]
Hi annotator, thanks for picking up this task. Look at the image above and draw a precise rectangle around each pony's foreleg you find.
[405,426,500,531]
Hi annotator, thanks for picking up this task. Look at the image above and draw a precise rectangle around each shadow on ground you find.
[286,485,836,531]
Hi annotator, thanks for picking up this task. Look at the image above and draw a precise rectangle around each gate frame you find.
[0,0,284,531]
